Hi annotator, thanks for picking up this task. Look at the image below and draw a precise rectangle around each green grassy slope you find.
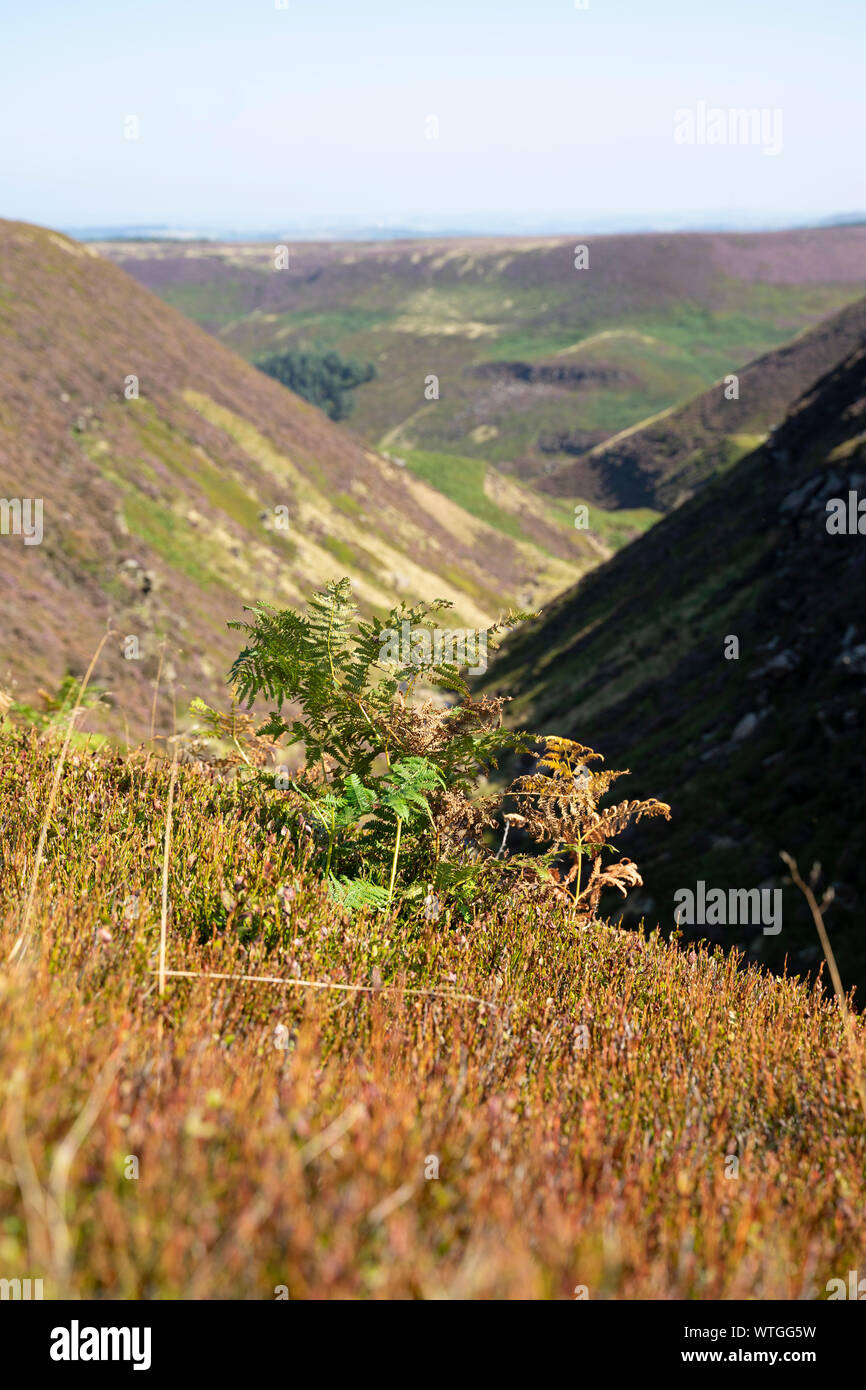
[98,227,866,479]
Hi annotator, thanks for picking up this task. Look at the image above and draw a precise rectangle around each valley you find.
[0,221,605,737]
[482,332,866,991]
[96,226,866,489]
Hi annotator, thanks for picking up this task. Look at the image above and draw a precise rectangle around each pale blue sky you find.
[1,0,864,232]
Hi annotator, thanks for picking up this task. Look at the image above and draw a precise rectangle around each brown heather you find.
[1,726,864,1300]
[0,220,590,740]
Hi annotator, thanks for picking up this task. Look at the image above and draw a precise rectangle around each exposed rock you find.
[731,712,759,741]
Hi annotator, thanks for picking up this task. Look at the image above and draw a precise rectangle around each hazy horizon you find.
[51,209,866,243]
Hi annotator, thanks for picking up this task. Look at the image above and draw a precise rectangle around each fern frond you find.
[582,798,672,842]
[327,875,391,912]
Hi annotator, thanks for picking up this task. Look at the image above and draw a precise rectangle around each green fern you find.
[226,578,533,914]
[327,875,391,913]
[225,578,670,923]
[230,579,529,771]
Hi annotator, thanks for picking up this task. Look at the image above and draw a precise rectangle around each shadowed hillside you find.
[0,221,597,735]
[538,292,866,510]
[482,336,866,991]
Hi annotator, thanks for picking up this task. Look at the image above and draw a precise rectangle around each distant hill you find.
[97,226,866,481]
[481,336,866,991]
[0,221,595,737]
[537,293,866,510]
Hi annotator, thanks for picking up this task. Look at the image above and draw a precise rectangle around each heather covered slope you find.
[538,292,866,510]
[0,221,594,734]
[482,339,866,991]
[98,226,866,479]
[0,730,863,1299]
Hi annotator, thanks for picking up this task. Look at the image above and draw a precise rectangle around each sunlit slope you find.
[99,226,866,479]
[0,221,596,732]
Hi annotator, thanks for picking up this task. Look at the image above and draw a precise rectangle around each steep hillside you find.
[538,292,866,510]
[0,221,595,735]
[482,339,866,991]
[2,728,864,1300]
[96,227,866,478]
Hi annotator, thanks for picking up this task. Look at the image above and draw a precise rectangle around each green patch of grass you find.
[122,493,228,590]
[158,281,248,325]
[401,450,529,542]
[584,504,661,550]
[270,307,398,346]
[540,494,660,551]
[437,562,510,612]
[183,389,329,494]
[320,534,365,569]
[128,404,265,532]
[331,491,363,517]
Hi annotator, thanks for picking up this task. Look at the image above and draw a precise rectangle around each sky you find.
[1,0,865,234]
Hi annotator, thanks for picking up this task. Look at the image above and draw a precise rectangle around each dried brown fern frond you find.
[583,797,672,844]
[502,734,671,922]
[579,855,643,914]
[536,736,604,775]
[382,694,508,762]
[431,786,500,858]
[509,737,628,847]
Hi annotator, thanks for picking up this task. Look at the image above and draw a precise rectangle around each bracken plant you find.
[219,578,671,923]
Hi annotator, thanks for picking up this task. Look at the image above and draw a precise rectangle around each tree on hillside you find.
[256,348,376,421]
